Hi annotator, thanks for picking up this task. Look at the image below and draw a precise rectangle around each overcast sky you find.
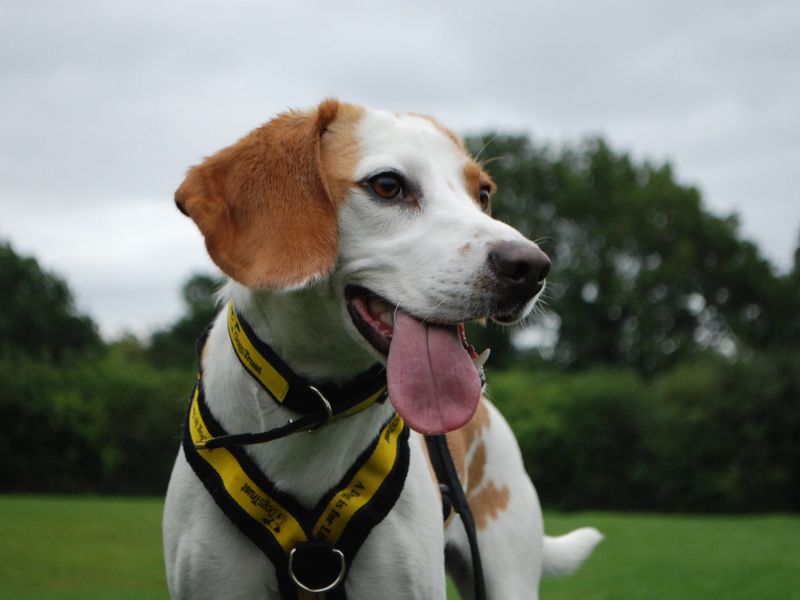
[2,0,798,338]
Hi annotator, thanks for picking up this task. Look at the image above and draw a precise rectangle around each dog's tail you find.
[541,527,603,578]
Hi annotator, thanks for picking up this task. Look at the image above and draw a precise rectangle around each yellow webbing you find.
[313,414,404,542]
[189,387,404,556]
[227,303,290,402]
[189,387,304,553]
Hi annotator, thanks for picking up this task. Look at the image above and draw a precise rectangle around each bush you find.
[488,354,800,512]
[653,353,800,512]
[0,356,100,492]
[3,335,797,510]
[488,368,657,509]
[0,341,192,495]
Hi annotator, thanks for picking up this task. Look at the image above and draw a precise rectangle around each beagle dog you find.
[163,100,601,600]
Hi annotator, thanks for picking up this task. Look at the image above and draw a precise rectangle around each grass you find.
[0,496,798,599]
[0,495,166,600]
[538,512,800,600]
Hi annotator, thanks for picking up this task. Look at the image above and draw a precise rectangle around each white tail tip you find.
[542,527,604,578]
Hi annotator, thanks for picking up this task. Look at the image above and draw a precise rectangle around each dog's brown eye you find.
[370,173,403,200]
[479,186,491,210]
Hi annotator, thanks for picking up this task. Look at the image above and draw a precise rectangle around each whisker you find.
[479,154,517,169]
[474,135,499,162]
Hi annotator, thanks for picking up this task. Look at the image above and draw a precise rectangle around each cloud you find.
[1,0,798,336]
[1,194,215,336]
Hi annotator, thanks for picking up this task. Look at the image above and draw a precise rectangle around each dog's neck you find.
[222,280,377,383]
[199,280,394,506]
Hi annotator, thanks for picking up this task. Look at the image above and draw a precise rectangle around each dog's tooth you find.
[383,310,394,327]
[473,348,491,368]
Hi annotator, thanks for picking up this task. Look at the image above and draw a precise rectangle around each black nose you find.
[488,241,551,301]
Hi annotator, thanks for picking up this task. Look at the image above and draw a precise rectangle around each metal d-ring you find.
[288,546,346,593]
[307,385,334,432]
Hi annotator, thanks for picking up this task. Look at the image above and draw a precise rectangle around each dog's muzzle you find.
[488,241,551,301]
[486,241,551,323]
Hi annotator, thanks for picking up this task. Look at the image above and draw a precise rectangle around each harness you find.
[182,304,486,599]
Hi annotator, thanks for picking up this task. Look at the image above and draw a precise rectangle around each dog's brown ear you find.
[175,99,341,289]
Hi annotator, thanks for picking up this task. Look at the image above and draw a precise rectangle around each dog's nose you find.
[488,241,551,300]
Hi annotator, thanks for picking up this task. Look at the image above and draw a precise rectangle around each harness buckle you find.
[288,541,346,593]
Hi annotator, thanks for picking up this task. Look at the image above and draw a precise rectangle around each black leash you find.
[194,318,488,599]
[425,434,487,600]
[193,411,330,450]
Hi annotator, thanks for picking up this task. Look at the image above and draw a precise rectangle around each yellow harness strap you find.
[188,387,305,552]
[183,383,409,600]
[227,304,290,402]
[225,304,388,420]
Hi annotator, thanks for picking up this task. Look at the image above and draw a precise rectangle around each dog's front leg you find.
[345,435,447,600]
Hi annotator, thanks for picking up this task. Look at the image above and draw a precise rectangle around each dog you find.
[163,99,601,600]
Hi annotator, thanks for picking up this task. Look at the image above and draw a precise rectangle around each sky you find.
[2,0,798,339]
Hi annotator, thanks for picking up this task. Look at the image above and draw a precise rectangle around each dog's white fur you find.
[163,102,601,599]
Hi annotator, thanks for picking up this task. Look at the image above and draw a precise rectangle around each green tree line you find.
[464,134,799,371]
[1,133,798,511]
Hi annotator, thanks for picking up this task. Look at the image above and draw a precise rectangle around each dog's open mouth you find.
[345,285,488,435]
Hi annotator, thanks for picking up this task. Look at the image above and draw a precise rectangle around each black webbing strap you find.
[194,310,389,450]
[228,304,388,417]
[194,411,328,450]
[183,381,411,600]
[425,434,487,600]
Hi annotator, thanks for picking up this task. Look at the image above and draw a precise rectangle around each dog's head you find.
[176,99,549,434]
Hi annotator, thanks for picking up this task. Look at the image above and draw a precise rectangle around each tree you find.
[0,242,101,362]
[465,135,787,372]
[146,273,223,368]
[769,234,800,349]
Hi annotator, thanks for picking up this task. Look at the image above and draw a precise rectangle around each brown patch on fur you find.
[444,398,489,486]
[467,438,487,488]
[458,242,471,256]
[320,102,365,204]
[463,160,496,212]
[444,399,510,530]
[175,99,351,289]
[470,481,511,529]
[464,396,491,438]
[399,111,497,214]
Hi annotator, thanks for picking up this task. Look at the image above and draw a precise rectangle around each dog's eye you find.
[479,186,492,210]
[369,173,404,200]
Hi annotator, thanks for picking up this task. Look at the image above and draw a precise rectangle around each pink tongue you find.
[387,309,482,435]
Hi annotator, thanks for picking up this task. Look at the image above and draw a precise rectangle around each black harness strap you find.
[425,434,488,600]
[182,382,305,599]
[188,313,487,600]
[193,306,390,450]
[227,304,388,417]
[184,382,410,600]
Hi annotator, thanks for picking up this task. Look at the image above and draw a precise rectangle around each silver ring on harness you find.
[288,545,346,593]
[307,385,334,432]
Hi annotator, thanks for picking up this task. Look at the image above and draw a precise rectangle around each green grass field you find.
[0,495,798,599]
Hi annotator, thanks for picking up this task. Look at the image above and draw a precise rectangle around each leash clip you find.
[307,385,334,432]
[289,542,346,593]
